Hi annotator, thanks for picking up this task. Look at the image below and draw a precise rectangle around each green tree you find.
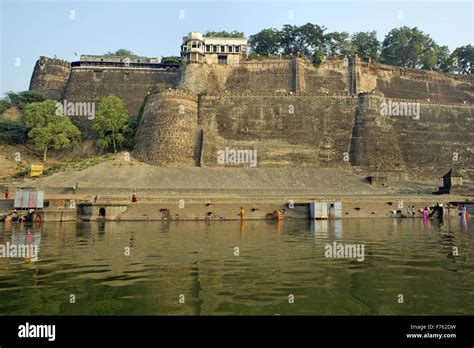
[249,23,327,59]
[381,27,440,69]
[351,31,381,62]
[22,100,81,161]
[105,49,135,56]
[93,95,130,153]
[323,31,352,58]
[0,118,26,144]
[433,45,452,72]
[450,45,473,74]
[312,51,325,65]
[247,51,259,60]
[279,23,327,56]
[0,98,11,113]
[205,30,244,38]
[160,56,180,64]
[6,90,45,109]
[248,28,281,56]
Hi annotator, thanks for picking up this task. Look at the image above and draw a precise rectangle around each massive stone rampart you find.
[134,90,201,166]
[64,67,180,117]
[29,56,71,100]
[29,55,473,180]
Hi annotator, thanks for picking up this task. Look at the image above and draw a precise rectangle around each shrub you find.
[0,118,26,144]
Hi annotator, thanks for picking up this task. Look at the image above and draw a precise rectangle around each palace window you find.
[220,46,225,53]
[206,45,211,52]
[218,55,227,65]
[235,46,240,53]
[213,45,217,52]
[228,46,233,53]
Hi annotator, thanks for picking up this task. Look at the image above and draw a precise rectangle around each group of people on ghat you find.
[406,204,469,220]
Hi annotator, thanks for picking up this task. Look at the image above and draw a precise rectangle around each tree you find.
[22,100,81,161]
[0,98,11,113]
[381,27,440,69]
[0,119,26,144]
[351,31,381,62]
[434,45,452,72]
[450,45,473,74]
[93,96,130,153]
[6,90,45,109]
[205,31,244,38]
[312,51,325,65]
[105,49,135,56]
[160,56,180,64]
[323,31,352,58]
[279,23,327,56]
[248,28,281,56]
[249,23,327,59]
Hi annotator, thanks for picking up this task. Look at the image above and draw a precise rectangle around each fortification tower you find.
[349,92,408,178]
[29,56,71,100]
[134,90,200,166]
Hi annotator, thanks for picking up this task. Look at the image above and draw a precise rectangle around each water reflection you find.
[0,218,473,315]
[310,220,329,239]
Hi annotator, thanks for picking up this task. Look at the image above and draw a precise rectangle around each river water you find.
[0,218,472,315]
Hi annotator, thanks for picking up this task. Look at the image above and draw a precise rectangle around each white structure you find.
[310,202,329,220]
[181,32,247,65]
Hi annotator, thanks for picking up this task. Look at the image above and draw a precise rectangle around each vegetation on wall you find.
[205,30,245,38]
[104,49,135,57]
[160,56,180,64]
[248,23,472,74]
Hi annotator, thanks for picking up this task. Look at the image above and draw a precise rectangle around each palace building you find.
[180,32,247,65]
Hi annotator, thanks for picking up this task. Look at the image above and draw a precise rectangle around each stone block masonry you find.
[134,90,200,166]
[29,56,71,100]
[29,54,473,180]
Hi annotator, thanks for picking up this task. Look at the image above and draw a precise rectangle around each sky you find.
[0,0,472,95]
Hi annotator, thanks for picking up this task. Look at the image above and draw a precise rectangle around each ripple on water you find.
[0,218,473,315]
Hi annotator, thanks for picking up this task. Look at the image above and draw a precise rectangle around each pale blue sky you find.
[1,0,472,95]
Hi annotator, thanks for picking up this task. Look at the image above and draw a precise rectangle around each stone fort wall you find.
[64,67,180,117]
[29,57,71,100]
[29,55,473,180]
[205,93,473,179]
[198,93,356,168]
[134,89,201,167]
[357,61,473,103]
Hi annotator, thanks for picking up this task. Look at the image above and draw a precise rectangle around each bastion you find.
[29,32,474,181]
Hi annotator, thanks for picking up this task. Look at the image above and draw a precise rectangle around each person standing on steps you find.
[422,207,429,220]
[276,209,282,221]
